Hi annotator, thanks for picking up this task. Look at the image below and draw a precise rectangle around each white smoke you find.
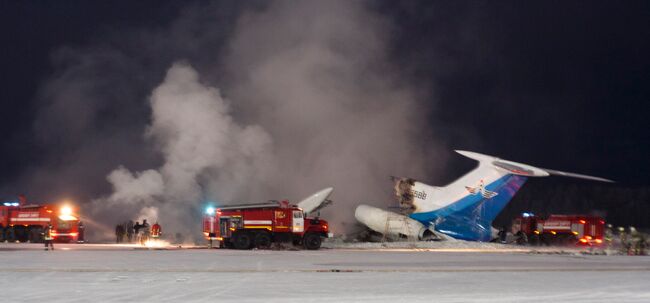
[106,167,164,203]
[90,62,273,241]
[147,62,273,204]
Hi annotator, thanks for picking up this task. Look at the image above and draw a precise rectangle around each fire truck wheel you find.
[303,232,321,250]
[254,232,272,249]
[233,232,252,250]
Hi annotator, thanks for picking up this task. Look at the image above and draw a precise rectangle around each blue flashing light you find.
[522,212,534,218]
[3,202,19,207]
[205,206,215,215]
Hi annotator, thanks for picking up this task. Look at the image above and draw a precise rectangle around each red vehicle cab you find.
[0,198,81,243]
[203,200,331,250]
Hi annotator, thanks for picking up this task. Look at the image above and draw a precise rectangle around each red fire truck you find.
[203,200,331,250]
[0,196,81,243]
[511,213,605,246]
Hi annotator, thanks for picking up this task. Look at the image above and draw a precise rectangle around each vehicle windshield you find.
[56,217,78,230]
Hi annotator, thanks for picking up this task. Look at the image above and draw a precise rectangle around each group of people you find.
[115,219,161,245]
[611,225,648,255]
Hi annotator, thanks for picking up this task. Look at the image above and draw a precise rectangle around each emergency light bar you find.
[3,202,19,206]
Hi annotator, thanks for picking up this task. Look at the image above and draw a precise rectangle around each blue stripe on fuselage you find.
[409,174,527,241]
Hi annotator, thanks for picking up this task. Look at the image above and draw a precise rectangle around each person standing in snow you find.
[604,224,613,250]
[151,222,161,240]
[140,219,150,245]
[630,227,643,255]
[618,227,629,255]
[115,224,125,243]
[77,221,85,243]
[126,220,134,243]
[43,223,54,251]
[133,221,141,242]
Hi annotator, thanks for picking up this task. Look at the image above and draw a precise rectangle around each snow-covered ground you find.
[1,242,649,302]
[324,236,550,251]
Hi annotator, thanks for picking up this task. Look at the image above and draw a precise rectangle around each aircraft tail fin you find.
[455,150,613,182]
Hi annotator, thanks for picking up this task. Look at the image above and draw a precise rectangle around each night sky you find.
[1,1,649,228]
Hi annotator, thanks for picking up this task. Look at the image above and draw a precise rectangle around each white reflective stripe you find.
[53,233,75,236]
[543,225,571,230]
[10,218,51,222]
[244,220,272,225]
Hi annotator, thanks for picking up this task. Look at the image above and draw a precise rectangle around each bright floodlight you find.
[61,206,72,216]
[205,206,215,215]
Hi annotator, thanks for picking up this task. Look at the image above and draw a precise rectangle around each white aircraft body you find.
[355,150,612,241]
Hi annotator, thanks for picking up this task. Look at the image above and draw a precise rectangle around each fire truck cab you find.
[0,199,81,243]
[511,213,605,246]
[203,200,331,250]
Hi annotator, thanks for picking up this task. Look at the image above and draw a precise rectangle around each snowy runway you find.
[1,243,649,302]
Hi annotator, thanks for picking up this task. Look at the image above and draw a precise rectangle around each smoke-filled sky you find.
[1,1,649,238]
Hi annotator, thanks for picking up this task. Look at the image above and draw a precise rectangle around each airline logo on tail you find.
[464,180,498,199]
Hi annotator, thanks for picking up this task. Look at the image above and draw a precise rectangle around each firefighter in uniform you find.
[115,224,125,243]
[126,220,135,243]
[77,221,85,243]
[639,232,648,256]
[630,227,645,255]
[140,219,150,245]
[617,227,628,254]
[151,222,161,241]
[604,224,614,253]
[43,223,54,251]
[134,221,141,243]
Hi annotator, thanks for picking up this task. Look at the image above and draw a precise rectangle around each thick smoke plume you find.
[90,63,273,240]
[20,1,443,241]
